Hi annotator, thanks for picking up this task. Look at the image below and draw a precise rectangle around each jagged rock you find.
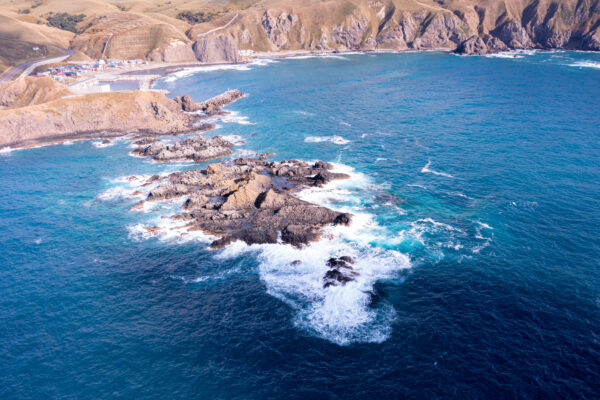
[323,256,358,288]
[175,95,201,112]
[582,28,600,51]
[455,34,508,55]
[134,135,234,162]
[136,157,352,248]
[196,90,245,115]
[492,19,534,49]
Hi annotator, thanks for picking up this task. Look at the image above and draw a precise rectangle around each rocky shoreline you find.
[0,87,244,150]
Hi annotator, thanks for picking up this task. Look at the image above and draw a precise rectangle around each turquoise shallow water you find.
[1,51,600,398]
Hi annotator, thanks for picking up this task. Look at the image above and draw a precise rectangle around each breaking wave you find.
[485,50,537,59]
[568,61,600,70]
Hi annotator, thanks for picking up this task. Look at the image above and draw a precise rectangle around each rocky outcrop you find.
[192,36,241,63]
[134,157,352,248]
[582,27,600,51]
[196,89,245,115]
[0,88,244,149]
[323,257,358,288]
[455,34,508,55]
[492,19,535,49]
[0,91,196,148]
[0,77,73,110]
[133,135,233,162]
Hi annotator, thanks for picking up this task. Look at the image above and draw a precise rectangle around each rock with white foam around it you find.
[135,156,352,248]
[323,256,358,288]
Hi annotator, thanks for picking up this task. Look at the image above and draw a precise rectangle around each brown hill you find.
[0,76,74,109]
[0,0,599,68]
[0,90,196,148]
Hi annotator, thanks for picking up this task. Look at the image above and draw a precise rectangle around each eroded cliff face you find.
[199,0,600,55]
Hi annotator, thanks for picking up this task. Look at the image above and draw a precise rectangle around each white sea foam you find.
[97,174,161,202]
[125,160,411,345]
[305,136,350,145]
[164,64,252,82]
[568,61,600,70]
[220,134,245,144]
[339,121,352,127]
[290,54,349,61]
[475,221,493,230]
[407,184,427,190]
[0,146,14,154]
[486,49,537,59]
[97,185,145,201]
[219,110,255,125]
[171,266,242,284]
[294,110,315,117]
[214,163,411,345]
[163,59,276,82]
[128,216,215,244]
[62,141,74,146]
[92,140,114,148]
[421,160,455,178]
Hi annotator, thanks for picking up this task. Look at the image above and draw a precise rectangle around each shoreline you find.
[1,47,595,153]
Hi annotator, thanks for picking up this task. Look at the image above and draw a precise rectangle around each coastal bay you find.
[1,50,599,399]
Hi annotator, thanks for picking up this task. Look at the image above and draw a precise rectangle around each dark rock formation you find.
[323,256,358,288]
[492,19,534,49]
[134,157,352,248]
[455,34,509,55]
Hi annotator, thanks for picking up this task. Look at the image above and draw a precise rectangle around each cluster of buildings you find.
[36,59,148,81]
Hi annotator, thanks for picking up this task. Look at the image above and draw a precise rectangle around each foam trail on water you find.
[485,50,537,59]
[421,160,455,178]
[218,110,255,125]
[163,59,276,82]
[568,61,600,70]
[305,136,350,145]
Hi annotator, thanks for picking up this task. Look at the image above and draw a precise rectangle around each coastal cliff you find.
[2,0,599,73]
[0,87,244,149]
[216,0,600,55]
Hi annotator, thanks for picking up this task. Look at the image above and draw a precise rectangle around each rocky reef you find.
[175,89,245,115]
[133,157,352,249]
[132,135,234,162]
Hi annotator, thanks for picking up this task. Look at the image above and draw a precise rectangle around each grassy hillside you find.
[0,0,598,73]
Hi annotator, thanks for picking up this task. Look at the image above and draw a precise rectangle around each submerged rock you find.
[323,256,358,288]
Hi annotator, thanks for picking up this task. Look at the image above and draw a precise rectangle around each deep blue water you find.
[1,51,600,399]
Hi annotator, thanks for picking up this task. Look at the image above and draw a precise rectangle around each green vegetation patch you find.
[176,11,219,24]
[46,12,86,33]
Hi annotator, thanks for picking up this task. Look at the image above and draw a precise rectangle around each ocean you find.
[1,51,599,399]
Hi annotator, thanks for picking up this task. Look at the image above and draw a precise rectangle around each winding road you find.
[197,14,239,38]
[0,49,73,82]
